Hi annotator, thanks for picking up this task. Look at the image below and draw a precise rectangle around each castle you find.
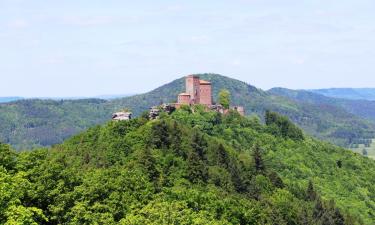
[176,75,245,116]
[113,75,245,121]
[177,75,213,106]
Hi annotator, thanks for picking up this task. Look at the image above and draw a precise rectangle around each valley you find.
[352,138,375,159]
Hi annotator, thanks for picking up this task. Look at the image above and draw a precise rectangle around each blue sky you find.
[0,0,374,97]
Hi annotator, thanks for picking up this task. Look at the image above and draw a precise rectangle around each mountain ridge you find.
[310,88,375,101]
[1,74,374,150]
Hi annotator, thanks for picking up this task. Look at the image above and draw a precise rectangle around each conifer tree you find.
[217,143,230,169]
[313,197,325,221]
[151,120,170,149]
[138,148,159,182]
[252,142,265,174]
[170,121,183,156]
[187,129,209,183]
[306,180,317,201]
[191,129,207,161]
[187,151,208,183]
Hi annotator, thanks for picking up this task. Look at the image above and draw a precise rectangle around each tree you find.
[313,197,325,220]
[219,89,231,109]
[268,171,284,188]
[252,143,265,174]
[217,143,230,169]
[187,151,208,183]
[170,121,183,156]
[265,111,304,141]
[138,148,159,182]
[0,143,17,171]
[150,120,170,149]
[187,130,209,183]
[305,180,317,201]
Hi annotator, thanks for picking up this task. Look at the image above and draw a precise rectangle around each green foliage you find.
[218,89,231,109]
[0,143,17,171]
[252,142,266,174]
[0,108,374,224]
[266,110,304,141]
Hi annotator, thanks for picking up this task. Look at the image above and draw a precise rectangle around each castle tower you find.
[186,75,200,104]
[199,80,212,106]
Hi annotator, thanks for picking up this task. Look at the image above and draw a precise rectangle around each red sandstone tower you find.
[175,75,244,115]
[186,75,201,104]
[199,80,212,106]
[178,75,212,106]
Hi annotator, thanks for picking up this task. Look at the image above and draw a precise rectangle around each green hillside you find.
[269,88,375,147]
[1,74,375,149]
[270,88,375,123]
[311,88,375,101]
[1,108,374,224]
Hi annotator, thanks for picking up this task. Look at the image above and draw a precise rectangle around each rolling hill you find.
[1,108,374,224]
[311,88,375,101]
[270,88,375,123]
[0,97,23,103]
[1,74,375,150]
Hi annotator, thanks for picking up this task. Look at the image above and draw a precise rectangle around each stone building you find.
[177,75,212,106]
[175,75,245,116]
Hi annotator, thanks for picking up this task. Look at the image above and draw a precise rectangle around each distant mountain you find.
[0,97,23,103]
[1,74,374,150]
[95,94,136,99]
[311,88,375,101]
[269,87,375,124]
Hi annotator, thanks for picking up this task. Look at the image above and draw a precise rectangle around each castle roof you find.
[199,80,211,85]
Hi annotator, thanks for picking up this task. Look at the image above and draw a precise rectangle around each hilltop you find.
[0,97,23,103]
[1,107,374,224]
[311,88,375,101]
[1,74,375,149]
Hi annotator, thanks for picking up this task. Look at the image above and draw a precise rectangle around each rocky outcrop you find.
[149,104,176,120]
[112,112,132,121]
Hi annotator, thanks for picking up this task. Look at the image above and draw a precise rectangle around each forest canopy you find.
[0,107,374,224]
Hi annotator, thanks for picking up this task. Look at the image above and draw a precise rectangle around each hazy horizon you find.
[1,0,375,97]
[1,75,375,99]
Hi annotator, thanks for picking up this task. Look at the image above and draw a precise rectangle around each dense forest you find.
[1,74,375,150]
[1,106,374,224]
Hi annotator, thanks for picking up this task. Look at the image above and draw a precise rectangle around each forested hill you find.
[269,87,375,122]
[1,74,375,149]
[311,88,375,101]
[1,108,375,224]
